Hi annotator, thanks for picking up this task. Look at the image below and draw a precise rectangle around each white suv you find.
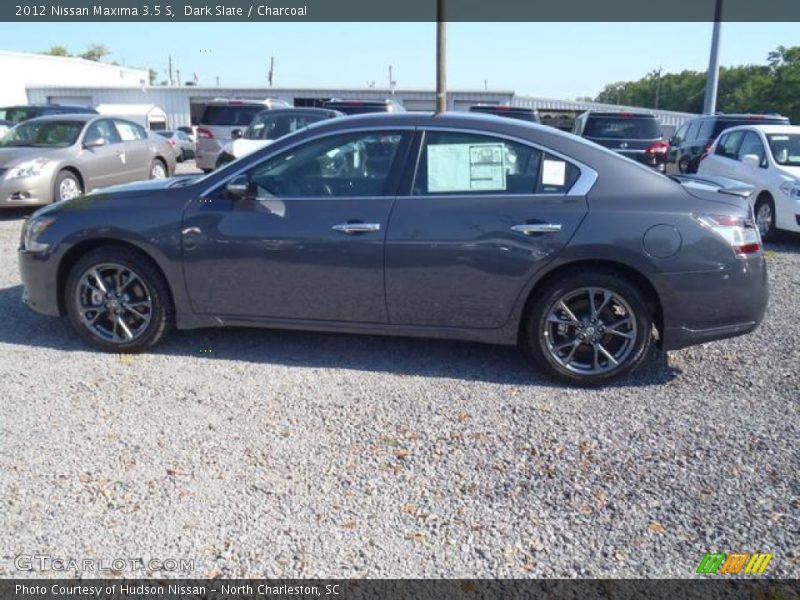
[698,124,800,240]
[194,97,291,172]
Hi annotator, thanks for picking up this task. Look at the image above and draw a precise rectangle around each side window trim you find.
[408,126,594,198]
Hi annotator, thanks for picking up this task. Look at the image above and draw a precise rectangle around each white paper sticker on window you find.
[428,143,506,193]
[542,159,566,186]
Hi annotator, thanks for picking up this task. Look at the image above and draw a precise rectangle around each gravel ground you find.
[0,193,797,578]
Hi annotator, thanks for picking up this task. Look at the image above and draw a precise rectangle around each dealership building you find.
[4,51,695,134]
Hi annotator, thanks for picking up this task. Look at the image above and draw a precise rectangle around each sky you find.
[0,22,796,99]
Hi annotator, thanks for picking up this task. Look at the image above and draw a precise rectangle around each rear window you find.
[583,116,661,139]
[0,106,40,123]
[201,105,264,126]
[713,118,789,138]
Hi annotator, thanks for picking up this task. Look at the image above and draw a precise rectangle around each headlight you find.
[8,158,50,179]
[23,217,55,252]
[779,181,800,199]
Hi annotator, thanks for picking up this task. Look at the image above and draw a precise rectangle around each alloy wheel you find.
[59,177,81,201]
[756,203,773,237]
[542,287,638,375]
[151,162,167,179]
[74,262,153,344]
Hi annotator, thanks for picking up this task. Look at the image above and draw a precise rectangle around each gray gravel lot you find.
[0,175,798,578]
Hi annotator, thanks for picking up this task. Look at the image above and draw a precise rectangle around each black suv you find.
[468,105,541,123]
[321,99,405,115]
[0,104,97,124]
[572,111,667,172]
[669,113,791,174]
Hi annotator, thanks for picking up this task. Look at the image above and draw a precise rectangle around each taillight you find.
[693,214,762,258]
[196,127,214,139]
[167,138,176,147]
[645,141,669,155]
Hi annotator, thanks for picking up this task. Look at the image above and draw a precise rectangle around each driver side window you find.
[243,130,408,198]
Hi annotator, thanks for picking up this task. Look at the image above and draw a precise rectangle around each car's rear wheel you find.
[754,194,777,242]
[149,159,167,179]
[53,170,83,202]
[65,246,173,352]
[677,156,690,174]
[523,271,653,385]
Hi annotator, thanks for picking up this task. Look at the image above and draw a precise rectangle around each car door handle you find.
[510,223,562,235]
[332,222,381,234]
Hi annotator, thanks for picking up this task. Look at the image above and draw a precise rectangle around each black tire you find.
[53,170,83,203]
[65,246,173,353]
[178,149,186,163]
[522,270,654,386]
[754,194,778,242]
[149,158,168,179]
[677,156,689,174]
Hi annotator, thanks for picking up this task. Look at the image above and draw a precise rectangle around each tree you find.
[148,68,159,85]
[79,44,110,62]
[45,45,69,57]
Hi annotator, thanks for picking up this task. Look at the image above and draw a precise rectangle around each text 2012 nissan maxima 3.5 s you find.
[18,113,768,385]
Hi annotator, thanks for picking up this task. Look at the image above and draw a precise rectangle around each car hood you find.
[0,146,73,166]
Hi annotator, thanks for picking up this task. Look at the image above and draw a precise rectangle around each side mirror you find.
[231,128,243,140]
[225,175,251,199]
[83,136,107,148]
[741,154,760,169]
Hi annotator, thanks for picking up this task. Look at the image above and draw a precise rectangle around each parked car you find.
[469,104,541,123]
[194,98,291,173]
[177,125,196,142]
[572,111,668,172]
[321,99,405,115]
[697,124,800,240]
[669,113,791,174]
[215,107,344,168]
[156,130,196,162]
[18,112,766,385]
[0,119,11,137]
[0,114,176,205]
[0,104,97,124]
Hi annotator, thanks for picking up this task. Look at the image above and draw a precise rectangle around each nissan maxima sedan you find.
[18,113,767,385]
[0,114,176,206]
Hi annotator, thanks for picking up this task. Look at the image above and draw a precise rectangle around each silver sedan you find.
[0,114,176,206]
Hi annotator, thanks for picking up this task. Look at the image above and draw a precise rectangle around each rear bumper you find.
[655,255,768,351]
[195,139,223,171]
[18,246,61,316]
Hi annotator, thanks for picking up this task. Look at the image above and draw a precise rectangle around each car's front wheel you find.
[754,194,777,242]
[65,246,173,352]
[523,271,653,385]
[149,159,167,179]
[53,170,83,202]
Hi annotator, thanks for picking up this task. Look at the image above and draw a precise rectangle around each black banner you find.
[2,579,800,600]
[3,0,800,22]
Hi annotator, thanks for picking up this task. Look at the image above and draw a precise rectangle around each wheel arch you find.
[56,165,85,191]
[56,238,175,317]
[517,258,664,346]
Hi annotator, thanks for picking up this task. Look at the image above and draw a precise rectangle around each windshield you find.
[0,106,40,124]
[201,105,264,126]
[245,113,322,140]
[584,116,661,139]
[766,133,800,167]
[0,120,84,147]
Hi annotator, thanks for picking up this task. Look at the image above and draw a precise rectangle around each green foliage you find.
[41,44,111,62]
[595,46,800,122]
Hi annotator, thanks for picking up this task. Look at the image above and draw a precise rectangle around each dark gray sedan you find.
[18,113,767,385]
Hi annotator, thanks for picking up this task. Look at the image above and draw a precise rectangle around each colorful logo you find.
[696,552,773,575]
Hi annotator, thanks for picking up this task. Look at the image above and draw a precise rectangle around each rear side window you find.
[583,116,661,139]
[716,130,745,158]
[684,120,701,142]
[201,105,264,126]
[414,131,579,196]
[114,120,146,141]
[696,120,715,141]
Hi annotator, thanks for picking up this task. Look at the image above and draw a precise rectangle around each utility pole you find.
[654,66,662,109]
[216,75,220,87]
[484,79,488,91]
[268,56,274,86]
[703,0,723,114]
[168,55,173,86]
[435,0,446,114]
[176,69,181,86]
[388,65,396,94]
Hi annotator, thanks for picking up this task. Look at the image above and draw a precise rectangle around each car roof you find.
[583,111,657,118]
[20,114,101,124]
[252,107,342,117]
[719,124,800,135]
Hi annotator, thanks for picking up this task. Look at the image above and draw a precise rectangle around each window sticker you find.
[542,159,567,186]
[427,143,506,193]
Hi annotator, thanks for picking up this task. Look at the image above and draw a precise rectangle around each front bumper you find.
[655,255,768,351]
[18,246,61,316]
[0,173,53,206]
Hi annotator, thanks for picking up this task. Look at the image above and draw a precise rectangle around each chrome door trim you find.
[331,222,381,234]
